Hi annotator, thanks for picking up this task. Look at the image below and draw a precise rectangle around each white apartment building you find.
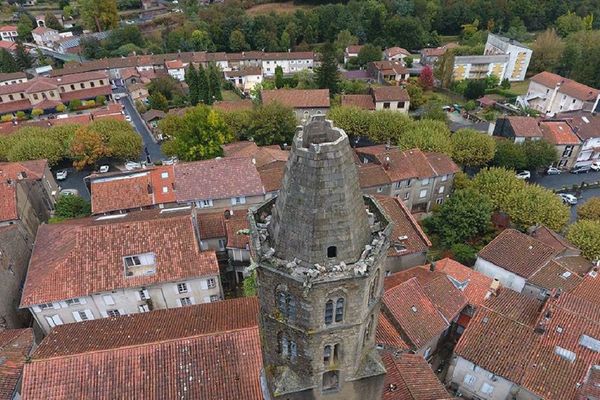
[261,52,314,76]
[453,54,508,81]
[20,209,223,334]
[484,33,532,81]
[0,25,18,42]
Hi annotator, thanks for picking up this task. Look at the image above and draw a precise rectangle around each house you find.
[31,26,60,47]
[20,209,223,334]
[341,86,410,113]
[556,110,600,168]
[344,45,364,64]
[224,67,262,92]
[55,31,111,55]
[35,14,62,29]
[539,120,581,169]
[521,71,600,115]
[260,51,314,76]
[261,89,330,121]
[0,72,27,86]
[89,166,176,215]
[0,328,34,399]
[420,43,458,65]
[174,157,265,210]
[212,99,254,113]
[492,116,543,143]
[384,47,411,62]
[0,40,16,53]
[475,228,593,298]
[367,61,409,84]
[141,109,166,129]
[165,59,186,81]
[373,196,431,274]
[448,286,600,400]
[483,33,532,81]
[0,25,18,42]
[224,211,252,284]
[356,145,460,214]
[127,82,149,102]
[452,54,509,81]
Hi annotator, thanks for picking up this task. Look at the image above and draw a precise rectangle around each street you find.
[55,166,92,201]
[119,96,166,163]
[530,170,600,190]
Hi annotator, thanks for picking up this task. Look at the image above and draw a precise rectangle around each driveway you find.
[559,188,600,223]
[530,170,600,190]
[54,167,92,201]
[119,96,165,163]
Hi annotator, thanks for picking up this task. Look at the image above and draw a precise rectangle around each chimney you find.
[429,261,436,272]
[489,278,500,296]
[383,155,390,170]
[224,209,232,220]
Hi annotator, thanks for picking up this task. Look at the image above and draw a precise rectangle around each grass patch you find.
[439,35,460,44]
[245,1,314,15]
[221,90,243,101]
[507,79,530,96]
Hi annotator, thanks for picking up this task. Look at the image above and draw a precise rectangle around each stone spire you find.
[268,117,371,267]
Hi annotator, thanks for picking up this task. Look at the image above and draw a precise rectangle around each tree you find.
[69,99,82,111]
[17,14,33,40]
[522,139,558,171]
[70,126,109,170]
[5,134,64,165]
[207,64,222,103]
[31,109,43,118]
[472,167,526,210]
[464,79,487,100]
[54,195,91,219]
[421,97,448,122]
[530,29,565,73]
[248,103,297,145]
[492,140,527,170]
[356,44,382,67]
[566,220,600,260]
[315,42,340,95]
[556,11,585,37]
[404,56,413,68]
[148,92,169,112]
[419,65,434,90]
[334,29,358,62]
[560,30,600,88]
[191,30,215,52]
[197,64,210,104]
[160,105,233,161]
[44,12,62,30]
[274,66,284,89]
[398,120,453,155]
[148,75,183,101]
[95,95,106,105]
[80,36,106,59]
[451,129,496,167]
[242,270,257,297]
[185,63,200,106]
[0,49,18,73]
[229,29,249,52]
[434,50,455,89]
[88,119,142,161]
[13,42,32,70]
[78,0,119,31]
[578,198,600,221]
[106,25,144,51]
[406,81,424,110]
[426,188,493,247]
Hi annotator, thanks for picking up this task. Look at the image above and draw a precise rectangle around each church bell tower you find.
[249,117,392,400]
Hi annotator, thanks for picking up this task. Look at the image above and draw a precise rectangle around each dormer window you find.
[123,252,156,277]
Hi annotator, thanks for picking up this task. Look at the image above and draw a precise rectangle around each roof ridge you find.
[32,325,258,363]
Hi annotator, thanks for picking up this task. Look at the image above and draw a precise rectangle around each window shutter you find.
[52,303,61,309]
[59,301,68,308]
[32,306,41,313]
[79,298,87,305]
[103,295,115,306]
[45,316,56,328]
[84,310,94,320]
[200,280,208,290]
[174,285,180,294]
[118,309,126,316]
[231,197,236,205]
[72,311,82,322]
[100,311,108,318]
[142,290,150,299]
[52,315,63,325]
[203,296,211,303]
[134,291,141,301]
[189,297,196,305]
[176,298,182,307]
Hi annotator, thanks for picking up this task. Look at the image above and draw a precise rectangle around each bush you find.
[578,198,600,221]
[567,220,600,260]
[55,104,66,113]
[0,115,12,123]
[450,243,478,266]
[69,99,82,110]
[54,195,91,219]
[95,95,106,105]
[31,109,43,118]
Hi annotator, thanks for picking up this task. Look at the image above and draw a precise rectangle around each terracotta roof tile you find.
[435,258,494,307]
[568,273,600,307]
[174,157,264,202]
[557,110,600,141]
[225,213,250,249]
[506,116,543,138]
[385,47,411,58]
[21,210,219,307]
[224,67,262,77]
[261,89,330,108]
[531,71,600,102]
[59,85,112,102]
[197,211,226,239]
[212,99,254,113]
[0,329,34,399]
[345,45,364,54]
[484,289,544,327]
[222,141,258,157]
[425,152,460,176]
[372,87,410,102]
[357,164,391,188]
[165,59,184,69]
[0,72,26,82]
[223,141,289,170]
[258,163,286,193]
[370,61,408,76]
[477,229,557,278]
[383,277,449,349]
[141,109,166,122]
[341,94,375,110]
[528,260,583,292]
[376,315,409,351]
[540,121,581,145]
[0,181,17,222]
[382,352,454,400]
[54,71,109,85]
[529,225,577,255]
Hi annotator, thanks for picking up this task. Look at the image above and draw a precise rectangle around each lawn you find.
[221,90,244,101]
[508,79,530,96]
[245,1,314,15]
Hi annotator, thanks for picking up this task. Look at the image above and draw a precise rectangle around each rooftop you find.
[341,94,375,110]
[539,120,581,145]
[371,86,410,102]
[531,71,600,102]
[435,258,494,307]
[261,89,330,108]
[505,116,543,138]
[0,328,34,400]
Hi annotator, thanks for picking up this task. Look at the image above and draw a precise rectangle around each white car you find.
[558,193,578,205]
[99,165,109,173]
[59,188,79,197]
[591,161,600,171]
[124,115,132,122]
[515,170,531,180]
[56,170,68,181]
[546,167,561,175]
[162,157,178,165]
[125,161,142,170]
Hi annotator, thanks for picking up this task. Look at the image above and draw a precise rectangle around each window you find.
[438,186,445,194]
[419,189,427,198]
[421,178,430,185]
[70,84,75,90]
[394,181,402,189]
[179,297,193,306]
[177,283,188,294]
[106,309,121,317]
[383,102,390,109]
[563,146,574,157]
[161,172,169,179]
[325,300,334,325]
[72,310,94,322]
[480,382,495,395]
[138,304,150,312]
[210,295,219,302]
[231,196,246,205]
[45,315,63,328]
[124,253,156,277]
[327,246,337,258]
[90,81,95,87]
[38,303,55,311]
[363,314,374,347]
[463,374,476,386]
[277,289,296,322]
[99,80,104,85]
[80,83,85,89]
[138,289,149,301]
[49,91,54,97]
[441,174,448,181]
[102,295,115,306]
[335,298,344,322]
[207,278,216,288]
[436,198,444,205]
[162,186,168,193]
[324,345,332,364]
[398,102,405,109]
[65,298,83,306]
[278,333,297,362]
[424,347,431,359]
[199,199,213,208]
[377,187,383,193]
[322,371,339,392]
[403,192,410,200]
[218,238,226,251]
[125,256,142,267]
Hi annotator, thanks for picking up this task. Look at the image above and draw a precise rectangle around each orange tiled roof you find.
[212,99,254,113]
[376,315,409,351]
[20,209,219,307]
[477,229,557,279]
[225,213,250,249]
[540,120,581,145]
[505,116,543,138]
[528,260,583,293]
[435,258,493,307]
[0,328,34,399]
[568,273,600,307]
[529,225,577,255]
[0,181,17,222]
[372,86,410,102]
[341,94,375,110]
[197,211,226,239]
[531,71,600,102]
[483,289,543,328]
[261,89,330,108]
[357,163,391,188]
[383,277,449,350]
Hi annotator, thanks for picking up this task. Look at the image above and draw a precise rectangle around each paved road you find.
[531,170,600,190]
[54,167,92,201]
[558,188,600,223]
[119,96,165,163]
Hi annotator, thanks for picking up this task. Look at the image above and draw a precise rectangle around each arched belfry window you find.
[369,269,381,305]
[325,296,345,325]
[276,286,296,322]
[277,331,297,362]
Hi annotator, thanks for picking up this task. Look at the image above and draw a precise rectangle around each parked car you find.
[515,170,531,180]
[546,167,561,175]
[570,165,591,174]
[59,189,79,197]
[591,161,600,171]
[124,115,132,122]
[162,157,178,165]
[99,165,109,173]
[558,193,578,205]
[125,161,142,170]
[56,170,68,181]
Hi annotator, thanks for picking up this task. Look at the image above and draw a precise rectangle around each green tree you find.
[31,109,43,118]
[560,30,600,88]
[398,120,453,155]
[191,30,215,52]
[185,63,200,106]
[315,42,340,95]
[6,134,63,165]
[464,79,487,100]
[78,0,119,31]
[95,95,106,105]
[530,29,564,73]
[70,126,109,170]
[14,43,31,70]
[54,195,91,219]
[56,104,66,113]
[451,129,496,167]
[522,139,558,172]
[242,270,257,297]
[44,12,62,30]
[148,92,169,112]
[472,167,526,209]
[274,66,284,89]
[421,97,448,122]
[229,29,249,52]
[426,188,493,247]
[197,64,210,104]
[556,11,585,37]
[334,29,358,62]
[207,63,222,103]
[160,105,232,161]
[567,220,600,260]
[0,49,18,73]
[148,75,184,101]
[248,103,297,145]
[88,119,142,160]
[17,14,33,40]
[578,198,600,221]
[406,81,424,110]
[356,44,382,67]
[492,140,527,170]
[69,99,82,111]
[80,36,106,59]
[404,56,413,68]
